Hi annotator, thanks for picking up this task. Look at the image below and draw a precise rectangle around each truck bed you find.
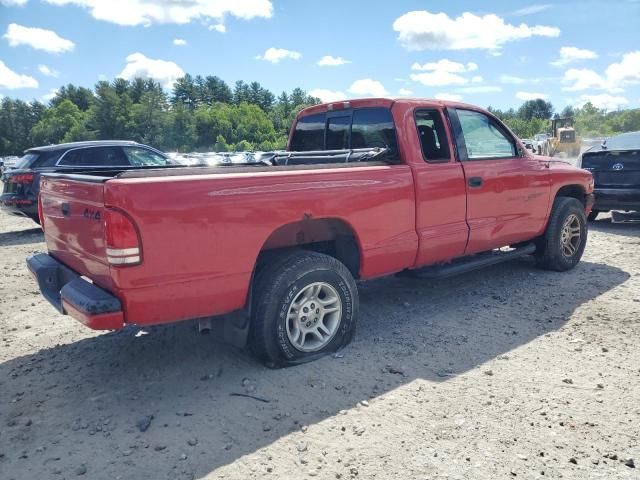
[39,158,417,327]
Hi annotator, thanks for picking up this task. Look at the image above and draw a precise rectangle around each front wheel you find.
[250,250,359,368]
[535,197,587,271]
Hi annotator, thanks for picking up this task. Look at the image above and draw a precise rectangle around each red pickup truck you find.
[28,98,594,367]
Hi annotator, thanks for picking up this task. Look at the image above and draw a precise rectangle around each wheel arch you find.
[554,184,587,207]
[256,216,363,280]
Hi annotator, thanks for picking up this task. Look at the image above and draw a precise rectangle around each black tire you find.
[587,210,599,222]
[250,250,359,368]
[535,197,587,271]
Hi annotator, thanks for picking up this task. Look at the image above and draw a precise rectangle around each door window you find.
[58,147,130,166]
[414,110,450,162]
[123,147,169,166]
[456,109,516,160]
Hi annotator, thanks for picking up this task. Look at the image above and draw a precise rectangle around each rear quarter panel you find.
[105,165,417,325]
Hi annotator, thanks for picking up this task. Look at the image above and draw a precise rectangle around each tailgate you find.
[40,175,114,290]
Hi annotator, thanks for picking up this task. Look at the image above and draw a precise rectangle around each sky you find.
[1,0,639,112]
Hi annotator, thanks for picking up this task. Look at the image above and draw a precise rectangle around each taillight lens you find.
[104,209,141,266]
[37,193,45,230]
[8,173,34,184]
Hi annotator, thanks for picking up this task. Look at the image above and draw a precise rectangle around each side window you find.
[352,108,397,149]
[57,149,84,166]
[326,116,350,150]
[123,147,168,166]
[59,147,130,167]
[456,109,516,160]
[290,113,326,151]
[414,110,450,162]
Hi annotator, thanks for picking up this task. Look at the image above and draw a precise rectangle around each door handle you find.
[468,176,483,188]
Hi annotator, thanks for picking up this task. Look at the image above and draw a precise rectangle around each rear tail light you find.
[37,193,45,230]
[8,173,34,184]
[104,209,141,266]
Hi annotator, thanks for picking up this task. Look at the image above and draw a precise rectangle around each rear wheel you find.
[250,250,359,368]
[536,197,587,271]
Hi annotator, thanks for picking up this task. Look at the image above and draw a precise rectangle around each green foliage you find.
[3,77,640,157]
[31,99,88,145]
[490,98,640,140]
[0,73,319,156]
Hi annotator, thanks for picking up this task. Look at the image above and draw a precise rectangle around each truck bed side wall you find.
[104,166,418,325]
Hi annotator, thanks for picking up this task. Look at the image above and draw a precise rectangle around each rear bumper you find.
[593,188,640,211]
[0,194,37,218]
[26,253,124,330]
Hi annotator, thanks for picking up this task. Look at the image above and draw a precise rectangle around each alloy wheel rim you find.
[285,282,342,352]
[560,214,581,257]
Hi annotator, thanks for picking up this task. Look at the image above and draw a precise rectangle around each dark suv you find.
[1,141,171,223]
[580,131,640,221]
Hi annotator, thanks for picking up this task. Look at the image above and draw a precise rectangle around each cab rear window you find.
[290,107,398,161]
[290,113,326,151]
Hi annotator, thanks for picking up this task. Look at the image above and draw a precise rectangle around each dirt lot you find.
[0,209,639,480]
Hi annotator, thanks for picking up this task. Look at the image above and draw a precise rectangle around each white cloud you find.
[562,51,640,93]
[1,0,29,5]
[256,47,301,63]
[435,93,463,102]
[0,60,38,89]
[551,46,598,67]
[4,23,75,53]
[393,10,559,51]
[118,52,185,88]
[516,91,549,101]
[42,88,59,101]
[38,64,59,77]
[576,94,628,111]
[397,88,413,96]
[471,75,483,83]
[173,38,187,46]
[411,71,467,87]
[410,59,481,87]
[348,78,388,97]
[606,51,640,87]
[511,4,552,16]
[317,55,351,67]
[411,59,477,73]
[43,0,273,26]
[308,89,347,103]
[457,85,502,94]
[562,68,609,91]
[209,23,226,33]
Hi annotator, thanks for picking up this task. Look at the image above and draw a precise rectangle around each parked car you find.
[1,140,171,223]
[579,131,640,221]
[520,138,535,152]
[28,98,594,367]
[533,133,551,155]
[0,155,20,174]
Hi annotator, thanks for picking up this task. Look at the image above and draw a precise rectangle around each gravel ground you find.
[0,207,639,480]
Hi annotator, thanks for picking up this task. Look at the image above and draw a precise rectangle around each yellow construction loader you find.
[543,117,581,157]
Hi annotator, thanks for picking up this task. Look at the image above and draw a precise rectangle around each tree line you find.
[0,74,319,156]
[2,78,640,157]
[489,98,640,139]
